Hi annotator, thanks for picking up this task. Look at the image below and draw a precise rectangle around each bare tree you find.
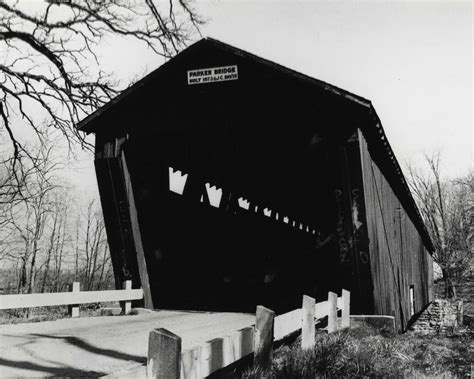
[0,157,28,206]
[0,0,202,176]
[1,140,61,293]
[39,190,70,293]
[407,153,472,299]
[0,1,202,296]
[0,0,202,295]
[77,199,112,291]
[52,195,70,292]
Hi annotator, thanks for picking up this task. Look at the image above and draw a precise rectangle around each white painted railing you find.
[144,289,351,379]
[0,280,143,317]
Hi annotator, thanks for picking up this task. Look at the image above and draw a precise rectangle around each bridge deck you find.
[0,309,254,377]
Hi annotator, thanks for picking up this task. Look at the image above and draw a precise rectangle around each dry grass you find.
[242,273,474,378]
[243,324,473,378]
[0,306,70,324]
[0,302,127,324]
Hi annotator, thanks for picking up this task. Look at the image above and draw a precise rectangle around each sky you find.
[72,0,472,195]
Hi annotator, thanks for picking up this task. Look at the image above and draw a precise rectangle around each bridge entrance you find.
[82,38,374,314]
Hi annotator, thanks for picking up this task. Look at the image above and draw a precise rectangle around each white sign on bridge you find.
[187,65,238,85]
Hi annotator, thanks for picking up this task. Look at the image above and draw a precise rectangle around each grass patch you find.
[243,324,473,378]
[0,302,136,324]
[0,306,69,324]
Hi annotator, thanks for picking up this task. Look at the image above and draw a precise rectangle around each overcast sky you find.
[73,0,472,194]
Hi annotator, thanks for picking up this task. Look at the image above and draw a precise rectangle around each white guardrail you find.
[142,289,351,379]
[0,283,350,378]
[0,280,143,316]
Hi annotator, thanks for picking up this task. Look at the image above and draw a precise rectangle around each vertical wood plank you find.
[357,130,433,332]
[301,295,315,350]
[341,289,351,328]
[327,291,338,333]
[147,328,181,379]
[121,150,154,309]
[254,305,274,370]
[95,156,146,298]
[181,346,202,379]
[68,282,80,318]
[94,158,126,291]
[200,338,223,377]
[239,326,255,357]
[121,280,132,314]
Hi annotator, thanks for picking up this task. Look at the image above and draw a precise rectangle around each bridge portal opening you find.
[85,39,376,314]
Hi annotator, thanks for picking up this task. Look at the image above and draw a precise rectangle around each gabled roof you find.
[77,37,434,253]
[77,37,371,133]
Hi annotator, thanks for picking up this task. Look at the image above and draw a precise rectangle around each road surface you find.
[0,309,254,377]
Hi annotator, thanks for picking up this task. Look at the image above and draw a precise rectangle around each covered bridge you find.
[78,38,434,331]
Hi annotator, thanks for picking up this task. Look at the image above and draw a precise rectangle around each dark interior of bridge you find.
[122,81,370,313]
[90,40,375,314]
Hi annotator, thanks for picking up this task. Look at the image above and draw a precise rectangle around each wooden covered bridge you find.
[78,38,434,331]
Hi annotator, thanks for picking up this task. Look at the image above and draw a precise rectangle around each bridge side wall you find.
[358,129,433,331]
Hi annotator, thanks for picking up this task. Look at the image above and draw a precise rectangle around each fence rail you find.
[0,280,143,316]
[144,289,351,379]
[0,285,350,378]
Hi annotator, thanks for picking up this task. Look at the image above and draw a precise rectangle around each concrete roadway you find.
[0,309,254,377]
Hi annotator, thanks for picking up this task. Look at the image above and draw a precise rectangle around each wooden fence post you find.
[68,282,80,318]
[341,289,350,329]
[147,328,181,378]
[301,295,315,350]
[254,305,274,371]
[327,291,337,333]
[121,280,132,315]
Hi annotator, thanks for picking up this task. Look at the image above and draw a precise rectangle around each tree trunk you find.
[27,248,37,294]
[18,257,27,294]
[442,268,457,299]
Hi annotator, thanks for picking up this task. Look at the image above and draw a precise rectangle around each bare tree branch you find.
[0,0,202,188]
[406,155,472,299]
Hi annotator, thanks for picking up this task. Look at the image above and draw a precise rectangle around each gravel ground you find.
[0,309,254,377]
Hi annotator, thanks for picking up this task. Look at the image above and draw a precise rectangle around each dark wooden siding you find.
[94,133,153,308]
[85,39,433,319]
[358,130,433,331]
[331,134,375,315]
